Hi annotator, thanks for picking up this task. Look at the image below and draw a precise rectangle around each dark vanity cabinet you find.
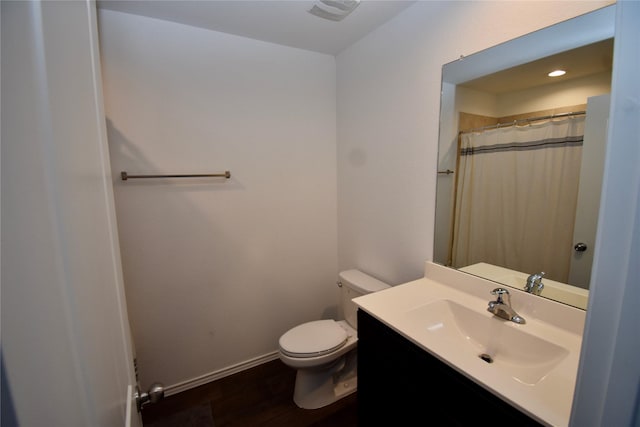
[357,309,542,426]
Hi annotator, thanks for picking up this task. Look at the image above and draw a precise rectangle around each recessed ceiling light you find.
[548,70,567,77]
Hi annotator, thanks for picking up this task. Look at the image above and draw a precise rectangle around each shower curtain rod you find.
[460,110,586,135]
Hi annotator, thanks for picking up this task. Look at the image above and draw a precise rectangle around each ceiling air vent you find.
[308,0,361,21]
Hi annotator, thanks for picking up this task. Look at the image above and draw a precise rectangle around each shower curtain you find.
[451,116,585,283]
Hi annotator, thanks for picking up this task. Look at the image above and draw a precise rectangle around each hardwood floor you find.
[141,359,358,427]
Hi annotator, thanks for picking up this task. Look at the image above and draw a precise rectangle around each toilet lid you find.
[279,320,348,358]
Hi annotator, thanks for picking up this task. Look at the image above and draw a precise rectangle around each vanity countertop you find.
[353,262,586,427]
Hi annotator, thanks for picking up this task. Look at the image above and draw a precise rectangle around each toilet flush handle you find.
[337,281,342,288]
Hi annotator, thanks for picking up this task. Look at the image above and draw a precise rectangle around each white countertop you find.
[353,262,586,427]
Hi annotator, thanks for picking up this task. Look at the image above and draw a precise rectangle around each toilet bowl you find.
[278,269,390,409]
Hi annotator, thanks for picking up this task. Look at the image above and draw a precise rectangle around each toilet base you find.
[293,351,358,409]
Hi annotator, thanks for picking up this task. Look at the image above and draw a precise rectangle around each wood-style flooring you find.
[141,359,358,427]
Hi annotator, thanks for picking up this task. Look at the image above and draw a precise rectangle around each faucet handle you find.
[527,271,545,281]
[525,272,545,294]
[490,287,510,304]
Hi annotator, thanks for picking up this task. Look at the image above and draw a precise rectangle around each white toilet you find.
[278,269,390,409]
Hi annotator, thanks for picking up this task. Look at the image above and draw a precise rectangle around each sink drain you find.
[479,353,494,364]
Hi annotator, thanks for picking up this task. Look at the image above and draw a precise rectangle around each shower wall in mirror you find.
[433,6,615,309]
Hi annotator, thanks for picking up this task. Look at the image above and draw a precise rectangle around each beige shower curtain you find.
[451,117,585,283]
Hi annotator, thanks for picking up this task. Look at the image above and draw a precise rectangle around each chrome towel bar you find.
[120,171,231,181]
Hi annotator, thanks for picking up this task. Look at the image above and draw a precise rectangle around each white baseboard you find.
[164,351,281,396]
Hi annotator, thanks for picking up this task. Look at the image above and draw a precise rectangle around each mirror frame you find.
[434,5,615,308]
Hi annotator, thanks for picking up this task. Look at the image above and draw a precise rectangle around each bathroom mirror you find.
[433,6,615,310]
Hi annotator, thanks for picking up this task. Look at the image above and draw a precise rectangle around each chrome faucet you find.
[524,271,545,295]
[487,288,526,324]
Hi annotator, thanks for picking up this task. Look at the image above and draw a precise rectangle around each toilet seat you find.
[279,320,347,358]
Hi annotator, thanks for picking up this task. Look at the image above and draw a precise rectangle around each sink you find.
[354,264,586,426]
[405,299,569,385]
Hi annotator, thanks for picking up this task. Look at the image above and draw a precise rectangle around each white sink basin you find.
[405,299,569,385]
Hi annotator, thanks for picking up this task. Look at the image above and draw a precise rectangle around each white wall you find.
[495,71,611,116]
[336,0,612,286]
[456,86,498,117]
[455,72,611,118]
[98,10,338,390]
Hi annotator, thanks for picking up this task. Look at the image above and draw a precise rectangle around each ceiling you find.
[460,38,614,94]
[97,0,417,55]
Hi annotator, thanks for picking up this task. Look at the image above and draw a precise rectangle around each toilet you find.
[278,269,390,409]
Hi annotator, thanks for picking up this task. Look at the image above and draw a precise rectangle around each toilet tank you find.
[339,269,390,329]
